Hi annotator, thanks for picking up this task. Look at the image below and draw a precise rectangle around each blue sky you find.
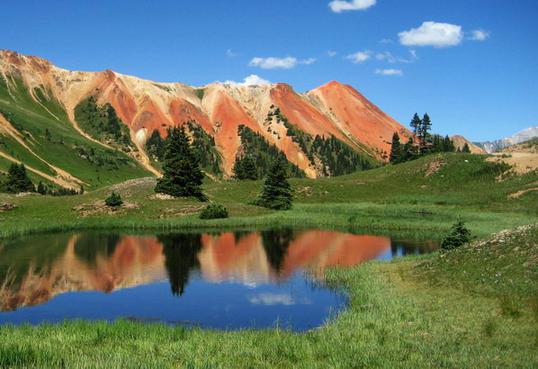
[1,0,537,141]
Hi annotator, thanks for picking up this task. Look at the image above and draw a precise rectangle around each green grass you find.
[0,225,536,369]
[0,77,150,189]
[0,153,537,368]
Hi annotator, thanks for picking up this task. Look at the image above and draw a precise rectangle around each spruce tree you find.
[402,137,419,162]
[233,156,258,180]
[389,132,402,164]
[419,113,432,153]
[1,163,34,193]
[155,126,206,201]
[410,113,422,136]
[255,158,293,210]
[37,181,47,195]
[462,143,471,153]
[444,135,455,152]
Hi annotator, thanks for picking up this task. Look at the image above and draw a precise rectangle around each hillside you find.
[0,50,412,185]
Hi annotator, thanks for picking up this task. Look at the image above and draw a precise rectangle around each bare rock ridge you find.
[0,50,413,178]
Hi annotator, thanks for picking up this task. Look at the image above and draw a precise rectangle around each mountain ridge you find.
[0,49,412,182]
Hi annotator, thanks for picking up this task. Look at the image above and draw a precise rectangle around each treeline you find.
[390,113,470,164]
[74,96,133,150]
[233,124,305,180]
[267,105,374,177]
[146,121,222,176]
[0,163,82,196]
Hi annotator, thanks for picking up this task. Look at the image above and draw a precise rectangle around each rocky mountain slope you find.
[0,50,411,187]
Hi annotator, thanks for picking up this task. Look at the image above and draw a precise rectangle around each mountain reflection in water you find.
[0,230,436,314]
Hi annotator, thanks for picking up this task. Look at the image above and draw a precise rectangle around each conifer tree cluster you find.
[390,113,458,165]
[0,163,34,193]
[154,126,206,201]
[254,158,293,210]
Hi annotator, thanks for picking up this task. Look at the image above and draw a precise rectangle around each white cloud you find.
[376,50,418,64]
[329,0,376,13]
[346,50,372,63]
[249,293,295,306]
[249,56,316,69]
[375,68,403,76]
[222,74,271,86]
[380,38,393,44]
[399,21,463,48]
[469,29,490,41]
[327,50,337,57]
[226,49,238,58]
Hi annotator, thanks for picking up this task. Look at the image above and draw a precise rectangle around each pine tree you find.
[441,220,471,250]
[37,181,47,195]
[233,156,258,180]
[389,132,403,164]
[410,113,422,136]
[1,163,34,193]
[444,135,455,152]
[419,113,432,153]
[402,137,419,162]
[255,158,293,210]
[146,129,165,161]
[462,143,471,153]
[155,126,206,201]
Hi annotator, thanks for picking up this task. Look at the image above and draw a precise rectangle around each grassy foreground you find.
[0,224,536,369]
[0,153,537,368]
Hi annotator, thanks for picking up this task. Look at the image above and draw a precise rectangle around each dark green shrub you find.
[0,163,34,193]
[199,203,228,220]
[105,192,123,207]
[441,220,471,250]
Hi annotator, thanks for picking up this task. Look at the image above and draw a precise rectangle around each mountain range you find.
[0,50,417,189]
[476,126,538,153]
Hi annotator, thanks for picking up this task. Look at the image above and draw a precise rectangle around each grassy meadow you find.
[0,152,537,368]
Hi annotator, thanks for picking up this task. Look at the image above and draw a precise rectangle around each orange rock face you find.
[0,50,416,177]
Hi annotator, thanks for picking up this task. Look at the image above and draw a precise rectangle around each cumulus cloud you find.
[327,50,337,57]
[249,56,316,69]
[346,50,372,63]
[469,29,490,41]
[375,68,403,76]
[399,21,463,47]
[226,49,238,58]
[329,0,376,13]
[222,74,271,86]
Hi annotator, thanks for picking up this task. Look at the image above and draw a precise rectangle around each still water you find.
[0,229,437,331]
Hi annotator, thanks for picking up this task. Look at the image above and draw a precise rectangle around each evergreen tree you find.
[402,137,419,162]
[146,129,165,161]
[255,158,293,210]
[233,156,258,180]
[444,135,455,152]
[389,132,403,164]
[462,143,471,153]
[155,126,206,201]
[419,113,432,153]
[1,163,34,193]
[37,181,47,195]
[441,220,471,250]
[410,113,422,136]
